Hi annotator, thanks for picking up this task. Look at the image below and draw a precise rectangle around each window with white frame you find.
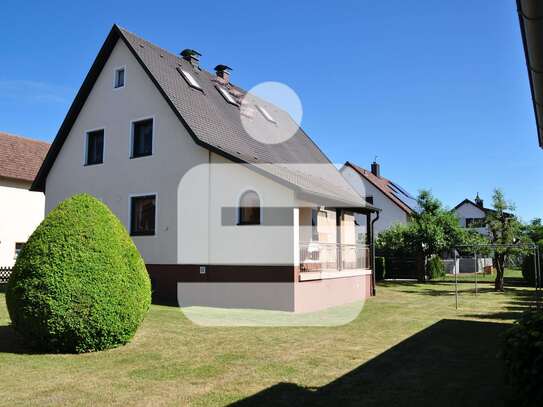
[114,67,125,88]
[85,129,104,165]
[131,118,153,158]
[130,195,156,236]
[238,190,261,225]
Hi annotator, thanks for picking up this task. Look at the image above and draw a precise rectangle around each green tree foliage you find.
[503,310,543,405]
[521,218,543,286]
[6,194,151,353]
[485,189,525,291]
[377,190,488,280]
[377,190,488,258]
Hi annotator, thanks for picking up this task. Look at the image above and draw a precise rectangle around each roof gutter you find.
[517,0,543,149]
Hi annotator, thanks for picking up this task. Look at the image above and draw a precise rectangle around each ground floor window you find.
[130,195,156,236]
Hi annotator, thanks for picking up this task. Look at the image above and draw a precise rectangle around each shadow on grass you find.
[229,319,513,407]
[0,325,38,355]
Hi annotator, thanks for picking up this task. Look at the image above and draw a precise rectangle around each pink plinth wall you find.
[294,274,372,313]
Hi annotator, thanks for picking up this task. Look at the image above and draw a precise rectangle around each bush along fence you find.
[0,267,13,284]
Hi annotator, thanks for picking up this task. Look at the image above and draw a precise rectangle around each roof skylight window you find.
[177,67,202,91]
[216,85,238,106]
[256,105,276,124]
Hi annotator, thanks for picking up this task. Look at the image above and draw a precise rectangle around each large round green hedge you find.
[6,193,151,353]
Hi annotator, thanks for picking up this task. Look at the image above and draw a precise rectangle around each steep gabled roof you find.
[32,25,372,209]
[452,198,513,217]
[0,132,49,183]
[343,161,417,215]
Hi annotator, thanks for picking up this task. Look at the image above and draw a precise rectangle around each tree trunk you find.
[416,252,426,282]
[494,254,505,291]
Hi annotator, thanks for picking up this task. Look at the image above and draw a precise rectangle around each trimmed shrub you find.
[426,255,445,280]
[375,257,385,281]
[6,193,151,353]
[503,310,543,406]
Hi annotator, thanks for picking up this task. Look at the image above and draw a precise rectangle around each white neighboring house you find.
[0,132,49,267]
[31,25,379,312]
[452,194,494,236]
[340,161,418,235]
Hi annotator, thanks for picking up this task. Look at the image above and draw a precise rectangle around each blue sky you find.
[1,0,541,220]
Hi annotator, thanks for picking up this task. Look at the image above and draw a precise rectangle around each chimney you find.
[371,161,380,177]
[475,193,484,208]
[180,49,201,68]
[214,64,232,83]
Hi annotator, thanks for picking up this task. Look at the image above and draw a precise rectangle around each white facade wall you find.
[0,179,44,267]
[178,154,298,265]
[340,166,409,235]
[44,40,208,264]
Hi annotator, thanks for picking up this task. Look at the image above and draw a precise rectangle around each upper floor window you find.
[238,190,261,225]
[130,194,156,236]
[365,196,374,205]
[85,129,104,165]
[465,218,486,228]
[131,118,153,158]
[114,67,125,88]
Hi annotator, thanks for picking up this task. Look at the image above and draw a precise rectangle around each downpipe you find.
[370,211,380,296]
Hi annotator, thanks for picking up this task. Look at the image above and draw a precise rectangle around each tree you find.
[377,190,488,280]
[485,189,524,291]
[520,218,543,286]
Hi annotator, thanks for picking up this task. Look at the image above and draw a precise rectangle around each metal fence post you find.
[474,250,478,296]
[454,251,458,310]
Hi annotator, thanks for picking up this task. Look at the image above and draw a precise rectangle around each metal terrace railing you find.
[299,242,370,272]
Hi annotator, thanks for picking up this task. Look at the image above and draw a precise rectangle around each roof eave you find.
[344,161,413,216]
[31,25,123,191]
[517,0,543,149]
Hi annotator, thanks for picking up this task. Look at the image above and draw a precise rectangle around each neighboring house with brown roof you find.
[32,25,379,311]
[340,161,419,235]
[0,132,49,267]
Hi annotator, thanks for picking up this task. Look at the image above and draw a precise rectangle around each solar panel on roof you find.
[389,181,415,199]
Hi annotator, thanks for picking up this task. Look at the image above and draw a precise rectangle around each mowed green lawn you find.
[0,280,535,407]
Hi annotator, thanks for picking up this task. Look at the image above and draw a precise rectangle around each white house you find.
[452,194,493,236]
[0,132,49,267]
[340,161,418,235]
[31,25,379,312]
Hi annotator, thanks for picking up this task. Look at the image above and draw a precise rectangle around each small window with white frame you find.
[256,105,276,124]
[85,129,104,165]
[114,66,125,89]
[131,118,153,158]
[238,190,261,225]
[177,67,203,91]
[130,194,156,236]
